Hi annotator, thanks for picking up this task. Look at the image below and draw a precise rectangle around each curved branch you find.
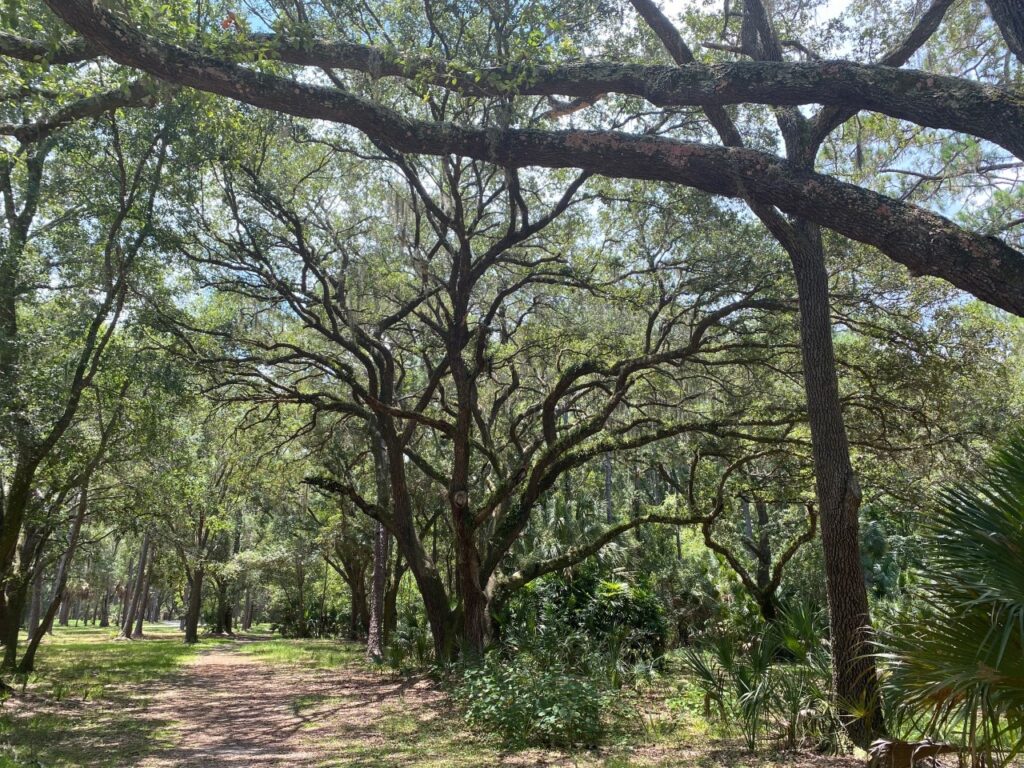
[43,0,1024,315]
[0,31,97,64]
[496,511,703,597]
[0,78,163,143]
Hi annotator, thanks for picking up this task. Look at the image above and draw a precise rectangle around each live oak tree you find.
[163,115,802,657]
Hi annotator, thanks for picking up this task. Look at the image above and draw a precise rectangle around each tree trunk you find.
[117,556,134,628]
[383,554,404,643]
[0,464,39,646]
[453,516,490,658]
[380,422,454,660]
[222,591,233,635]
[99,588,110,628]
[241,589,254,631]
[296,559,306,638]
[1,580,28,669]
[184,568,203,644]
[132,550,154,638]
[366,521,389,660]
[2,524,44,668]
[26,566,42,638]
[348,576,368,640]
[754,501,772,594]
[213,578,232,635]
[788,224,884,746]
[120,532,150,638]
[603,453,614,523]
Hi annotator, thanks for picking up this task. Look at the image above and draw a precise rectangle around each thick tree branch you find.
[115,29,1024,157]
[0,78,162,143]
[0,31,97,64]
[43,0,1024,315]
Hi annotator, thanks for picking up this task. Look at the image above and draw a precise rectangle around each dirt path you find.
[137,640,445,768]
[130,640,868,768]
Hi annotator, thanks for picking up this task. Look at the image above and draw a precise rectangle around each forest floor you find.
[0,625,869,767]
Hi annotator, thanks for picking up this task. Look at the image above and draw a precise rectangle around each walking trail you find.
[136,639,449,768]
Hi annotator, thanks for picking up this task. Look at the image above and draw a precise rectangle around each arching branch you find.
[42,0,1024,316]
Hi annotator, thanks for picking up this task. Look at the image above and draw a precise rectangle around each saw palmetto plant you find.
[883,433,1024,765]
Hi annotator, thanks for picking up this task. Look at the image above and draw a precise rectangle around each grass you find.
[0,622,221,768]
[237,637,364,669]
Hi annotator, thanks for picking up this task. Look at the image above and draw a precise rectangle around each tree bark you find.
[132,549,154,638]
[383,554,405,643]
[1,581,27,668]
[367,434,391,660]
[57,591,70,626]
[184,568,203,644]
[347,574,368,639]
[241,588,253,631]
[2,524,43,668]
[26,566,42,639]
[120,532,150,638]
[366,521,389,659]
[788,223,884,746]
[986,0,1024,63]
[603,453,614,523]
[212,577,232,635]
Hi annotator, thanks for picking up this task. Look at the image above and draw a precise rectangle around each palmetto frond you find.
[883,432,1024,764]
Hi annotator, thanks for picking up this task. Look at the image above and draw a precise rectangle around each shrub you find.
[383,607,434,671]
[582,579,668,661]
[675,606,839,752]
[455,647,614,747]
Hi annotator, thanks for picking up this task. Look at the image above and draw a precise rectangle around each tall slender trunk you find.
[132,550,154,638]
[241,589,253,631]
[117,555,134,628]
[383,554,404,643]
[1,582,27,668]
[603,453,613,523]
[99,588,110,628]
[348,575,368,639]
[213,578,232,635]
[121,532,150,638]
[366,521,389,659]
[26,566,42,638]
[2,524,43,668]
[295,560,306,637]
[367,433,391,660]
[754,501,772,595]
[184,568,203,644]
[788,224,883,745]
[0,464,38,641]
